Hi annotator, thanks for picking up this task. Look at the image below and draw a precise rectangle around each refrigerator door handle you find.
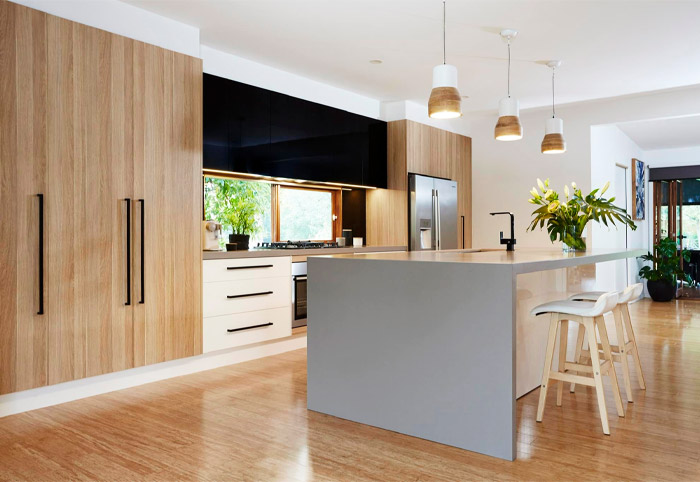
[431,189,437,250]
[435,189,441,250]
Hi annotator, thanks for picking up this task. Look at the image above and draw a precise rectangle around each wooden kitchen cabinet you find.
[134,42,203,366]
[0,0,202,395]
[366,120,471,249]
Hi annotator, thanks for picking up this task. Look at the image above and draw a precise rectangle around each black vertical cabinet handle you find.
[37,194,44,315]
[125,198,131,306]
[139,199,145,304]
[461,215,465,249]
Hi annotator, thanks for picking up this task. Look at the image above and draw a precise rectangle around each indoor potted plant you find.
[527,179,636,251]
[204,178,267,251]
[638,237,692,301]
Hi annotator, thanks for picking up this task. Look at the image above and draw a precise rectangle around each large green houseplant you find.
[527,179,637,251]
[639,237,692,301]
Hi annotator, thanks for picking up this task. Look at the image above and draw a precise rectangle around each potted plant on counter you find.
[639,237,693,301]
[204,178,269,251]
[527,178,637,251]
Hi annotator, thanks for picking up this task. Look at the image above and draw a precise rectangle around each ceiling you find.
[618,115,700,151]
[123,0,700,113]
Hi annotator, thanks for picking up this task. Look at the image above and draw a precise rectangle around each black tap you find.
[490,212,516,251]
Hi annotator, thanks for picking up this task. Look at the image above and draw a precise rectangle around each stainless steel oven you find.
[292,262,307,328]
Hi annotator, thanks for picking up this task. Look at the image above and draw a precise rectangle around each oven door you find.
[292,262,308,328]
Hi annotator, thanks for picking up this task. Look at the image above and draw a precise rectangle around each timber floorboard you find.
[0,299,699,481]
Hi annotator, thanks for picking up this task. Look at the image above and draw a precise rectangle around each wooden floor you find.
[1,299,699,481]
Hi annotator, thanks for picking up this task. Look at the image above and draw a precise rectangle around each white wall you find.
[645,145,700,167]
[10,0,200,57]
[469,85,700,251]
[590,125,647,290]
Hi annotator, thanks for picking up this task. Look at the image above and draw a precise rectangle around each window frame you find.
[275,185,341,243]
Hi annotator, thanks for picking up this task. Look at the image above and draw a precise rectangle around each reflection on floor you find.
[0,300,699,480]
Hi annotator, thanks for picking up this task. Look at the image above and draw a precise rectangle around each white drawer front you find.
[203,257,291,282]
[203,307,292,353]
[203,276,291,317]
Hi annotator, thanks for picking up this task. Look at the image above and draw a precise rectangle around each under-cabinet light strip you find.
[202,169,376,190]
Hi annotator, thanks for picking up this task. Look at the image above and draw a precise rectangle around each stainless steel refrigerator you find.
[409,173,458,251]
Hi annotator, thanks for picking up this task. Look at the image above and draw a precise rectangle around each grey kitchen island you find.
[306,248,644,461]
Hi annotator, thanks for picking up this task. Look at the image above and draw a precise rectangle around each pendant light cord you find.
[507,40,511,98]
[443,0,446,64]
[551,67,556,118]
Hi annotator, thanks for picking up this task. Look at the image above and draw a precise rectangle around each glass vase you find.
[562,226,587,252]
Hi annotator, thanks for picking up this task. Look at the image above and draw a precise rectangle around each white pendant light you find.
[428,0,462,119]
[494,29,523,141]
[541,60,566,154]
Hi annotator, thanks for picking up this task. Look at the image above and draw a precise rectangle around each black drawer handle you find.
[226,290,273,299]
[227,264,273,270]
[227,322,273,333]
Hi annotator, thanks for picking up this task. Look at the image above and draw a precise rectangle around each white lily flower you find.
[537,178,545,191]
[571,182,577,189]
[601,181,610,195]
[564,185,570,198]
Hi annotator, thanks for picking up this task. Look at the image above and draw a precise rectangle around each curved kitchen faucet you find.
[490,212,516,251]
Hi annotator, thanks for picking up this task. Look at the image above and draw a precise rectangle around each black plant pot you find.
[229,234,250,251]
[646,279,676,302]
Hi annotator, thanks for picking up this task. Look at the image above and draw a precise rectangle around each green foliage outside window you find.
[204,177,271,247]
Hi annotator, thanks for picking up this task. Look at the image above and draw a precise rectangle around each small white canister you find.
[353,237,363,248]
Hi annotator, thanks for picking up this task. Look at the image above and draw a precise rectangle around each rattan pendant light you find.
[541,60,566,154]
[494,29,523,141]
[428,0,462,119]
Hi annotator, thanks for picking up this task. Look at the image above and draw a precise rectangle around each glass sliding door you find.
[652,178,700,298]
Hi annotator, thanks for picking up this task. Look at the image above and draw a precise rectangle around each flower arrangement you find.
[527,178,637,251]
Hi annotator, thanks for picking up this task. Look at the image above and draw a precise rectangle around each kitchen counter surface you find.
[202,245,407,259]
[320,247,646,274]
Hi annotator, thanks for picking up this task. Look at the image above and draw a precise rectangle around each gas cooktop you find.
[256,241,339,250]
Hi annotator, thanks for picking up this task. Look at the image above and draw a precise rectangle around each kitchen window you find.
[279,187,334,241]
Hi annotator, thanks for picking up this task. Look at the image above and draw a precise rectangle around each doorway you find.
[651,169,700,299]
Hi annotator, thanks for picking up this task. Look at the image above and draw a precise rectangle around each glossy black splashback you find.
[203,73,387,188]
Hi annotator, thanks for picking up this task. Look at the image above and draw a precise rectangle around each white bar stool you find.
[531,292,625,435]
[568,283,646,402]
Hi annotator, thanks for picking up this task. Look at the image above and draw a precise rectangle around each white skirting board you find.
[0,334,307,418]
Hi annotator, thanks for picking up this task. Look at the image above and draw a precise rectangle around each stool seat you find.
[569,283,643,304]
[531,292,619,318]
[531,300,596,317]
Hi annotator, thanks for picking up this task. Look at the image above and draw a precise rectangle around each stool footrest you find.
[564,362,593,373]
[548,370,595,387]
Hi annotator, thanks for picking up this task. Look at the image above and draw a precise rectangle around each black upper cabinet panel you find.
[203,74,232,171]
[202,73,387,188]
[230,82,271,174]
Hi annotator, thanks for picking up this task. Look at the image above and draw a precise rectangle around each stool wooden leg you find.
[537,314,559,423]
[613,306,634,402]
[570,323,585,393]
[623,304,646,390]
[557,320,569,406]
[597,316,625,418]
[584,317,610,434]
